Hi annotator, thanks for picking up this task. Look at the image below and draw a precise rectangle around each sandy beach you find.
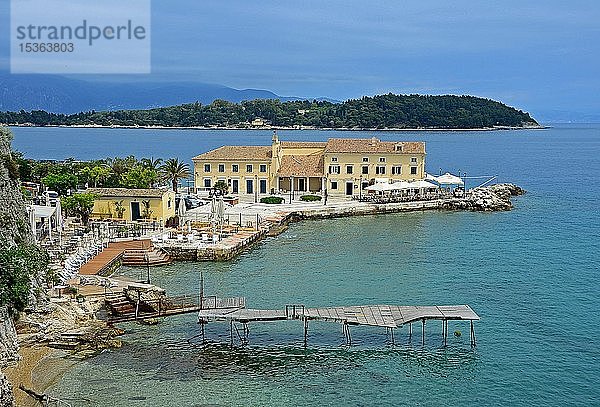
[5,346,75,407]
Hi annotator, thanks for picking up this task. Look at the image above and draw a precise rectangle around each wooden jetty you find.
[197,302,480,347]
[106,293,245,324]
[105,290,479,347]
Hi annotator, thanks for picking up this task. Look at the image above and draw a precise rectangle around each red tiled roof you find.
[277,155,324,177]
[324,138,425,154]
[193,146,272,161]
[280,141,327,149]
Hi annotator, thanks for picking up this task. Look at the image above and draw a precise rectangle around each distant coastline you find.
[0,94,540,130]
[5,123,547,131]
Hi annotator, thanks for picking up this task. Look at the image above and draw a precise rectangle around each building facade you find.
[88,188,176,222]
[192,132,426,200]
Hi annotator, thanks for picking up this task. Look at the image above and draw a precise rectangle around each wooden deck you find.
[198,304,479,328]
[79,240,151,275]
[196,302,480,347]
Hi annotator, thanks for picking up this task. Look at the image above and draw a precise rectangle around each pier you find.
[105,290,479,347]
[197,302,479,347]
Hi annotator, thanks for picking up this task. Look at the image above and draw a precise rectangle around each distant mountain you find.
[0,73,331,114]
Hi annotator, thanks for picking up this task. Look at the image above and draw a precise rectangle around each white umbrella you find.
[391,181,412,190]
[365,183,394,192]
[410,180,439,189]
[178,198,187,218]
[208,196,217,223]
[436,172,464,185]
[216,198,225,224]
[425,173,439,182]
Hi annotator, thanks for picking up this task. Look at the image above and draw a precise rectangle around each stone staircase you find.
[122,248,172,267]
[105,294,136,316]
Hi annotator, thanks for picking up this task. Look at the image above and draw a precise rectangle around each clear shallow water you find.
[12,125,600,406]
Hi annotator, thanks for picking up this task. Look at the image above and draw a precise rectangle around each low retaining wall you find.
[160,184,524,262]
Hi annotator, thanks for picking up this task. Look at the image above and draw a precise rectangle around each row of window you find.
[203,178,268,194]
[328,165,418,175]
[203,163,268,173]
[330,156,419,164]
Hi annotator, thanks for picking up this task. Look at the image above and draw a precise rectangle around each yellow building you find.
[88,188,176,222]
[323,138,426,196]
[192,132,426,199]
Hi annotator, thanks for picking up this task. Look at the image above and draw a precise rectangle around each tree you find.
[120,167,157,189]
[160,158,190,193]
[42,172,78,195]
[214,180,228,195]
[79,165,112,187]
[0,244,48,316]
[61,193,97,225]
[140,157,163,172]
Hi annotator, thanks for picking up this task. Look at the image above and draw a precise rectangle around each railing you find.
[285,304,305,319]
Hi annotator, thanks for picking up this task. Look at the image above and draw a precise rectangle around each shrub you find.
[260,196,284,204]
[300,194,322,202]
[0,244,49,315]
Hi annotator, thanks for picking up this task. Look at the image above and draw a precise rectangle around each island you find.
[0,93,539,130]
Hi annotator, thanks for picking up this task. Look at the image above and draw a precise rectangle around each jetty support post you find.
[229,320,234,346]
[422,319,426,346]
[443,320,448,347]
[470,321,476,347]
[303,317,309,348]
[409,322,412,341]
[342,322,352,346]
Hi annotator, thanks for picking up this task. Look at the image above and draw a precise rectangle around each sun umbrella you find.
[436,172,464,185]
[365,183,390,192]
[425,173,439,182]
[391,181,412,190]
[410,180,438,189]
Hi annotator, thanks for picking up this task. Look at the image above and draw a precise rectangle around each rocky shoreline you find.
[0,182,525,405]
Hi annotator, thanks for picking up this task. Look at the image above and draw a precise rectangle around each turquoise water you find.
[12,125,600,405]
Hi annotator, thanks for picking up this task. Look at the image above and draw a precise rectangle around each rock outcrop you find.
[0,129,23,407]
[441,183,525,211]
[0,128,49,406]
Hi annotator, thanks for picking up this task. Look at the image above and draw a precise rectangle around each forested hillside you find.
[0,94,538,129]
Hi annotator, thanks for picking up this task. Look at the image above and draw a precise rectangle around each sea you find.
[10,125,600,406]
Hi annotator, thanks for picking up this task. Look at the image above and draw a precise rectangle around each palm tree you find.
[140,157,163,171]
[160,158,190,193]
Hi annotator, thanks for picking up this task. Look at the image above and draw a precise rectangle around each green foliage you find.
[61,193,98,225]
[120,166,157,189]
[0,94,538,129]
[12,151,33,181]
[260,196,284,204]
[0,244,49,315]
[1,153,20,181]
[160,158,190,193]
[213,180,228,194]
[141,200,153,219]
[79,165,111,187]
[41,172,78,195]
[300,194,322,202]
[113,200,125,219]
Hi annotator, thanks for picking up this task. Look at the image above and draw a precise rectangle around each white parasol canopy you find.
[436,172,464,185]
[390,181,413,190]
[365,183,392,192]
[410,180,439,189]
[425,173,439,182]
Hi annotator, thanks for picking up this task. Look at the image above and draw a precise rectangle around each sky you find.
[1,0,599,119]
